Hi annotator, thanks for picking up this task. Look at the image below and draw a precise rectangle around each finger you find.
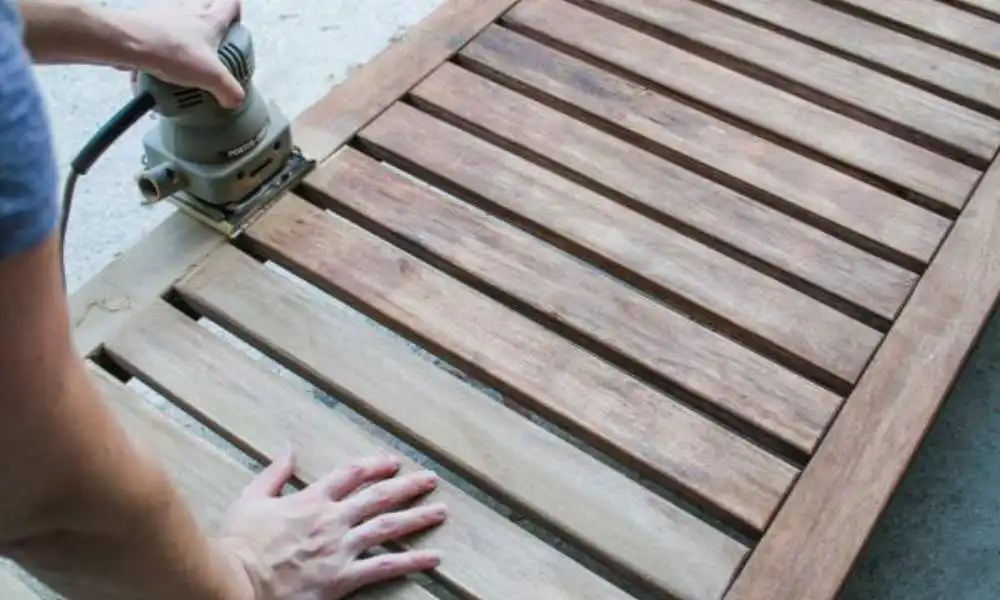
[345,503,447,554]
[307,455,401,501]
[340,471,439,525]
[208,65,246,109]
[242,445,295,499]
[339,550,442,596]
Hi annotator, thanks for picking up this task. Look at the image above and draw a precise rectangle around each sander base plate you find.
[163,147,315,238]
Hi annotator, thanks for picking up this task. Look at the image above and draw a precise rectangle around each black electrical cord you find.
[59,91,156,281]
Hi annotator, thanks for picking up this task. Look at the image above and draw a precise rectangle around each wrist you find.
[18,1,151,70]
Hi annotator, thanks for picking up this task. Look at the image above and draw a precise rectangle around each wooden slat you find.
[411,64,884,382]
[70,0,523,358]
[106,299,666,600]
[831,0,1000,64]
[703,0,1000,115]
[502,0,980,211]
[457,24,948,267]
[114,291,748,600]
[240,195,797,530]
[90,367,432,600]
[0,570,41,600]
[957,0,1000,18]
[313,145,840,453]
[585,0,1000,162]
[290,0,522,160]
[726,125,1000,600]
[411,63,913,325]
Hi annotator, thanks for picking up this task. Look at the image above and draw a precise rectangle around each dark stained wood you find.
[458,25,948,268]
[830,0,1000,64]
[290,0,523,160]
[502,0,981,211]
[584,0,1000,162]
[703,0,1000,115]
[313,145,840,453]
[241,195,798,530]
[133,272,749,600]
[410,64,885,382]
[726,126,1000,600]
[410,63,914,324]
[360,102,881,387]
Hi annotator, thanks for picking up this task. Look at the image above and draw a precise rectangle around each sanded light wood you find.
[458,25,948,268]
[704,0,1000,114]
[502,0,980,211]
[585,0,1000,162]
[114,288,748,600]
[90,367,433,600]
[726,124,1000,600]
[106,298,661,600]
[0,570,41,600]
[411,63,913,324]
[832,0,1000,64]
[411,64,883,382]
[290,0,522,160]
[313,145,840,453]
[240,195,797,529]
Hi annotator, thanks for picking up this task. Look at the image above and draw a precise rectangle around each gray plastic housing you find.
[134,22,294,207]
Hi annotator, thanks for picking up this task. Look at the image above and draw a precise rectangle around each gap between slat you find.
[500,0,981,216]
[564,0,1000,168]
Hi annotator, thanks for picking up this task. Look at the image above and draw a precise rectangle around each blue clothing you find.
[0,0,59,260]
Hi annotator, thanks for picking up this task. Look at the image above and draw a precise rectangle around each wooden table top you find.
[5,0,998,599]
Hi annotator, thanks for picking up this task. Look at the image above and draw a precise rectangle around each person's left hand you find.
[127,0,246,108]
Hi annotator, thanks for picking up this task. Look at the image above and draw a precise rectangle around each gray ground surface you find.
[13,0,1000,598]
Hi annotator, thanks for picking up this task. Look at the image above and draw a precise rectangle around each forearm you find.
[16,0,148,69]
[2,358,241,600]
[0,237,244,600]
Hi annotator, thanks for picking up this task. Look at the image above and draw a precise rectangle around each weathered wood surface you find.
[66,1,1000,599]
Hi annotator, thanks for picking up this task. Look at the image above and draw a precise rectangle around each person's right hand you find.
[216,448,447,599]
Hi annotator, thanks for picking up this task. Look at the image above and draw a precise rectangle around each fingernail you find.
[430,503,447,519]
[422,472,438,486]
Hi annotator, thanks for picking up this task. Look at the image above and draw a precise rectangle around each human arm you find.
[17,0,245,107]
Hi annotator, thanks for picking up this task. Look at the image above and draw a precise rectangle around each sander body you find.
[134,23,314,235]
[58,20,315,262]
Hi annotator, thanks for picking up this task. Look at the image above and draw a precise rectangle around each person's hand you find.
[126,0,246,108]
[215,448,447,600]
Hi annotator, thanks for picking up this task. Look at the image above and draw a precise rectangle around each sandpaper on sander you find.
[59,20,315,269]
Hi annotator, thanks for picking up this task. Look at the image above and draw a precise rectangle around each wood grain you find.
[119,284,746,599]
[359,102,878,388]
[830,0,1000,64]
[290,0,521,160]
[106,297,685,600]
[502,0,980,211]
[90,367,433,600]
[411,63,913,324]
[313,145,840,453]
[726,122,1000,600]
[703,0,1000,114]
[585,0,1000,162]
[241,195,797,530]
[458,24,948,268]
[411,64,883,382]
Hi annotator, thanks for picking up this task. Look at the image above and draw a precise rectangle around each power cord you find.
[59,91,156,281]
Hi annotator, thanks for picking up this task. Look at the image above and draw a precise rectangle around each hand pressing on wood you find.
[217,449,447,600]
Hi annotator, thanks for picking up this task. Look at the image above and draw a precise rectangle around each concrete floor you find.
[24,0,1000,598]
